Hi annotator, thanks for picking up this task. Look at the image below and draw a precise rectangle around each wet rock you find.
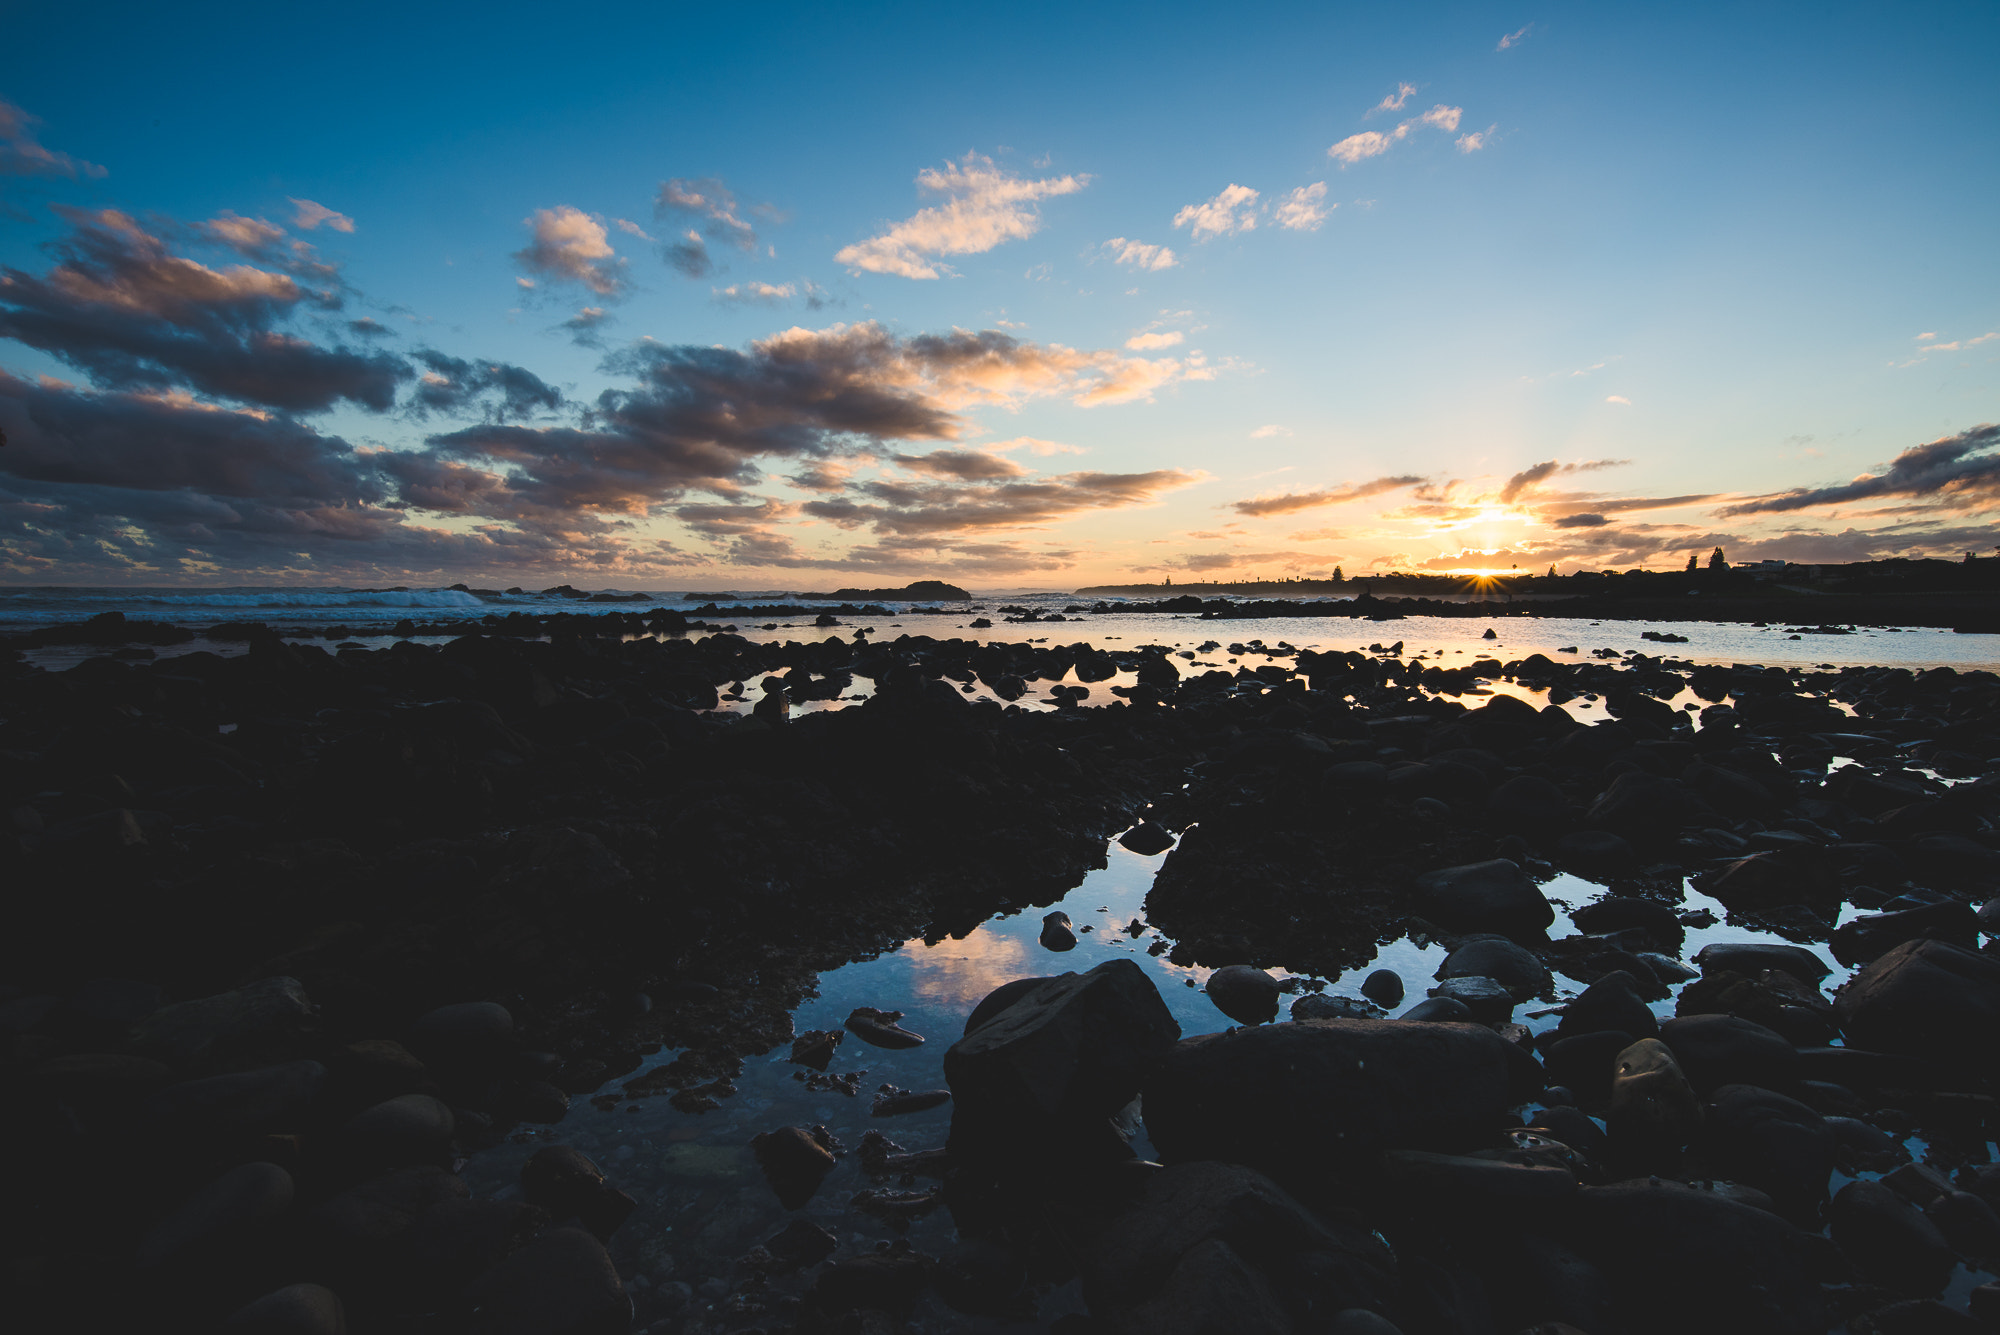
[1676,968,1838,1046]
[1850,1299,1984,1334]
[36,1051,174,1111]
[1555,830,1641,879]
[1658,1014,1800,1094]
[945,960,1179,1158]
[397,1200,548,1299]
[751,1126,837,1210]
[1560,1178,1826,1334]
[1829,1180,1955,1296]
[1206,965,1280,1025]
[1606,1038,1700,1157]
[1144,1018,1544,1187]
[1529,1105,1610,1161]
[325,1040,428,1106]
[1039,911,1080,952]
[310,1165,469,1273]
[137,1160,294,1269]
[1119,821,1176,855]
[1360,970,1404,1007]
[1425,976,1515,1022]
[764,1219,839,1272]
[1438,936,1550,998]
[1926,1189,2000,1262]
[335,1093,455,1169]
[1587,771,1707,838]
[521,1146,637,1239]
[845,1007,925,1049]
[407,1001,514,1062]
[1693,941,1831,983]
[963,976,1055,1034]
[1541,1031,1634,1109]
[1836,938,2000,1064]
[1291,994,1384,1021]
[1555,971,1658,1042]
[1327,1312,1403,1335]
[789,1029,843,1070]
[1411,859,1553,938]
[1701,1085,1833,1225]
[223,1283,346,1334]
[1378,1147,1579,1205]
[1832,900,1979,966]
[133,976,314,1066]
[143,1059,326,1140]
[1083,1161,1397,1333]
[465,1225,630,1335]
[1397,996,1474,1022]
[871,1087,951,1116]
[1569,895,1679,943]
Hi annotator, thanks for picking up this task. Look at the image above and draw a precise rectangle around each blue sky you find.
[1,0,1995,586]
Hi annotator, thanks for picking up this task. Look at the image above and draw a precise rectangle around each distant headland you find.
[787,579,972,601]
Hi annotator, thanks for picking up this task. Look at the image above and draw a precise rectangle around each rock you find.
[521,1146,637,1239]
[1328,1312,1404,1335]
[1291,994,1384,1021]
[1832,900,1979,966]
[1569,896,1679,943]
[845,1007,925,1049]
[1083,1161,1397,1332]
[1587,771,1707,838]
[1411,859,1554,937]
[789,1029,843,1070]
[465,1226,630,1335]
[1606,1038,1700,1157]
[1397,996,1474,1022]
[1438,936,1550,998]
[1692,941,1830,983]
[1658,1014,1799,1093]
[1829,1180,1955,1296]
[1927,1189,2000,1262]
[1529,1105,1609,1161]
[407,1001,513,1061]
[143,1060,326,1140]
[1360,970,1404,1007]
[1378,1148,1579,1205]
[1851,1299,1984,1334]
[1119,821,1176,855]
[1143,1019,1544,1187]
[1488,773,1573,828]
[1837,938,2000,1064]
[1425,976,1515,1022]
[811,1251,935,1317]
[1676,968,1838,1046]
[945,960,1179,1158]
[765,1219,839,1271]
[751,1127,836,1210]
[963,976,1056,1034]
[1039,911,1079,951]
[138,1161,294,1269]
[223,1283,346,1334]
[309,1165,469,1268]
[871,1087,951,1116]
[1206,965,1280,1025]
[133,976,314,1066]
[1555,831,1640,879]
[325,1040,428,1106]
[335,1093,455,1169]
[1559,1178,1826,1334]
[1556,971,1658,1042]
[36,1052,174,1110]
[1701,1085,1833,1225]
[397,1200,548,1300]
[1541,1031,1634,1109]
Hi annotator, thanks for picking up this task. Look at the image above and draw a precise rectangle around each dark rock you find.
[133,976,314,1066]
[398,1200,548,1299]
[845,1007,925,1049]
[1360,970,1404,1007]
[1832,900,1979,966]
[1397,996,1474,1022]
[1411,859,1553,937]
[1040,911,1080,951]
[1529,1105,1610,1161]
[223,1283,346,1334]
[1693,941,1831,983]
[1837,938,2000,1064]
[1425,976,1515,1021]
[464,1225,630,1335]
[1851,1299,1983,1335]
[1605,1038,1700,1158]
[335,1093,455,1169]
[764,1219,839,1271]
[407,1001,514,1061]
[963,976,1055,1035]
[325,1040,428,1106]
[1206,965,1281,1025]
[751,1127,837,1210]
[1701,1084,1833,1225]
[790,1029,843,1070]
[1676,968,1837,1046]
[1119,821,1176,855]
[871,1087,951,1116]
[1143,1019,1544,1187]
[521,1146,637,1239]
[1658,1014,1799,1094]
[1487,774,1573,829]
[137,1161,294,1269]
[1438,936,1550,998]
[1830,1180,1955,1296]
[1541,1031,1635,1109]
[1587,771,1707,838]
[1569,896,1679,942]
[1555,830,1640,878]
[1926,1189,2000,1262]
[1291,994,1384,1021]
[309,1165,469,1268]
[811,1251,935,1317]
[143,1060,326,1140]
[1378,1147,1578,1204]
[1556,971,1658,1042]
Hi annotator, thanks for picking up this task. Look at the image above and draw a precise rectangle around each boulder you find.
[1606,1038,1700,1158]
[1143,1019,1544,1187]
[751,1126,836,1210]
[335,1093,455,1169]
[1425,976,1515,1022]
[309,1165,469,1269]
[1836,938,2000,1065]
[1658,1014,1799,1094]
[1438,936,1550,998]
[1487,774,1573,829]
[223,1283,346,1334]
[464,1226,630,1335]
[1829,1181,1955,1297]
[137,1161,294,1269]
[133,977,314,1066]
[520,1146,636,1239]
[1693,941,1830,983]
[1206,966,1280,1026]
[143,1060,326,1140]
[1569,896,1679,943]
[1119,821,1176,856]
[1360,970,1404,1007]
[1290,994,1384,1021]
[1555,971,1658,1042]
[1554,830,1640,879]
[407,1001,513,1062]
[1700,1085,1833,1225]
[1411,860,1553,937]
[1831,900,1979,966]
[1587,772,1707,838]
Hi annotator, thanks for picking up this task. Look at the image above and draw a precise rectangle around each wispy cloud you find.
[655,177,759,280]
[989,435,1087,456]
[614,218,652,240]
[1249,424,1291,438]
[1497,25,1532,50]
[1457,127,1495,153]
[1329,104,1466,166]
[1101,237,1178,270]
[559,306,611,346]
[1718,424,2000,516]
[1606,394,1632,405]
[1273,182,1332,231]
[1125,331,1183,350]
[1231,475,1425,516]
[836,153,1089,280]
[1894,330,1998,367]
[1174,184,1260,240]
[513,206,626,297]
[0,99,107,180]
[1369,83,1417,117]
[288,198,354,233]
[714,281,796,305]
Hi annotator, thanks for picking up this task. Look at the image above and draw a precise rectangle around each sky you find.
[1,0,1996,589]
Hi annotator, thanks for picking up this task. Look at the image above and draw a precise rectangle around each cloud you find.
[1606,394,1632,405]
[1329,104,1467,166]
[614,218,652,240]
[1497,25,1532,50]
[836,153,1088,280]
[802,468,1203,537]
[656,177,758,254]
[559,306,611,346]
[662,229,712,278]
[1101,237,1178,271]
[1125,331,1183,350]
[1894,330,1998,367]
[0,207,408,412]
[1552,513,1609,528]
[1231,475,1425,516]
[1273,183,1331,231]
[1370,83,1417,117]
[287,198,355,233]
[1457,128,1493,153]
[514,206,626,297]
[1249,424,1291,438]
[0,99,106,180]
[407,350,564,421]
[989,435,1085,456]
[889,449,1028,481]
[1173,184,1259,240]
[1499,460,1562,502]
[347,317,392,338]
[1717,424,2000,517]
[198,212,289,259]
[714,281,796,305]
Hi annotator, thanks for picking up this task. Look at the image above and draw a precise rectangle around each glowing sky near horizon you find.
[1,0,1996,587]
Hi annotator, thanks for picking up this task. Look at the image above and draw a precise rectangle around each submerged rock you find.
[844,1007,925,1049]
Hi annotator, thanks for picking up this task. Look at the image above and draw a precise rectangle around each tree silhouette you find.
[1685,552,1698,573]
[1708,547,1728,570]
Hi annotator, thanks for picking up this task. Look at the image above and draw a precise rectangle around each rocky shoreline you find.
[3,612,1999,1332]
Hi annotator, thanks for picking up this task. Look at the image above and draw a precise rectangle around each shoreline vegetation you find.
[4,589,2000,1331]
